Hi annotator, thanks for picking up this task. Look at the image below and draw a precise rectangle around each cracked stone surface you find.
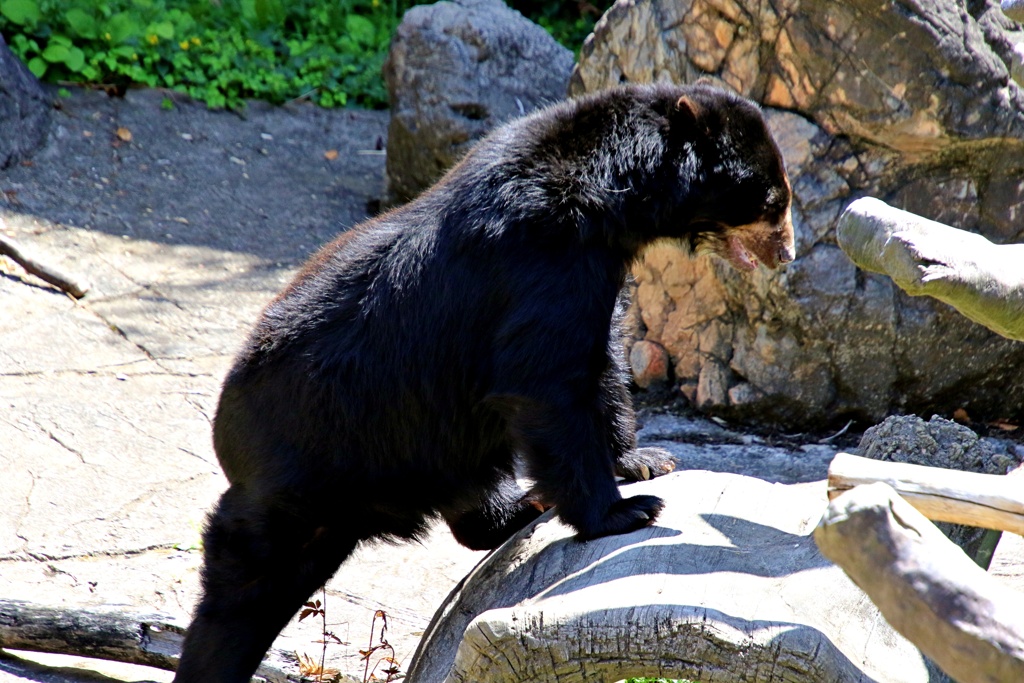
[0,86,487,682]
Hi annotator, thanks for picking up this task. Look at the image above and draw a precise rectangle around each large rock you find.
[382,0,574,202]
[406,471,942,683]
[573,0,1024,428]
[858,415,1022,475]
[0,34,50,168]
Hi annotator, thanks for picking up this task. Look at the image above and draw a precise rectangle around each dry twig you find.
[0,234,90,298]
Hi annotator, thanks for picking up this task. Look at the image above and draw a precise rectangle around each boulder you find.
[858,415,1021,475]
[405,471,941,683]
[0,34,51,168]
[572,0,1024,429]
[628,339,669,388]
[382,0,574,203]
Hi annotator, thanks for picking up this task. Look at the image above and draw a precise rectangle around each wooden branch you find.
[0,234,90,298]
[814,483,1024,683]
[0,600,297,682]
[1004,0,1024,23]
[836,197,1024,340]
[827,452,1024,535]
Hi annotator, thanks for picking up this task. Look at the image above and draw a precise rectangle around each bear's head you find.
[664,84,795,271]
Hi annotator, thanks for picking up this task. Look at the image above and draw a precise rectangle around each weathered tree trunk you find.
[406,471,936,683]
[837,198,1024,341]
[815,483,1024,683]
[0,600,183,670]
[0,600,299,682]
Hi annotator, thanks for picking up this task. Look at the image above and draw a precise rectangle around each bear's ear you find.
[675,95,701,128]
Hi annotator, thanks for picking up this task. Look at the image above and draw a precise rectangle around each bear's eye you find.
[763,183,790,212]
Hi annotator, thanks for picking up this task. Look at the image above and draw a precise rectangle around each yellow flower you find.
[191,37,201,46]
[104,32,112,41]
[147,34,159,45]
[179,40,190,50]
[372,0,380,6]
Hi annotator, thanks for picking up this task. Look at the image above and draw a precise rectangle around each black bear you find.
[173,83,794,682]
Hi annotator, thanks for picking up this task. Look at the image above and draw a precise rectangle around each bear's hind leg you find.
[444,473,546,551]
[174,485,360,683]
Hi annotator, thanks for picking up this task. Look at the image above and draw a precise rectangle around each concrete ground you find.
[0,87,485,682]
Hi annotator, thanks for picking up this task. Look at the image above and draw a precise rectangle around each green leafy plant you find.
[0,0,413,109]
[1,0,608,110]
[509,0,611,55]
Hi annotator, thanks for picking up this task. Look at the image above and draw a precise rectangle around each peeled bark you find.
[815,483,1024,683]
[827,452,1024,535]
[837,198,1024,340]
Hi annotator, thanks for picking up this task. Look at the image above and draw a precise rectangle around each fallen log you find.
[814,482,1024,683]
[407,471,936,683]
[0,600,298,682]
[836,197,1024,340]
[0,601,183,673]
[826,452,1024,535]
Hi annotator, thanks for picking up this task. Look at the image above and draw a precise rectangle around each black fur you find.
[173,83,792,682]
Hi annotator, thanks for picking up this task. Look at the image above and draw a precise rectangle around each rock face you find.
[573,0,1024,428]
[856,414,1023,557]
[0,34,51,168]
[382,0,574,202]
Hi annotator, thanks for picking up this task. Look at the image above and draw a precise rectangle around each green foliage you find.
[1,0,607,110]
[1,0,41,26]
[0,0,412,109]
[509,0,612,55]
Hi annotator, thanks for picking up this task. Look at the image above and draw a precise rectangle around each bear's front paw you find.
[579,495,665,539]
[616,447,676,481]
